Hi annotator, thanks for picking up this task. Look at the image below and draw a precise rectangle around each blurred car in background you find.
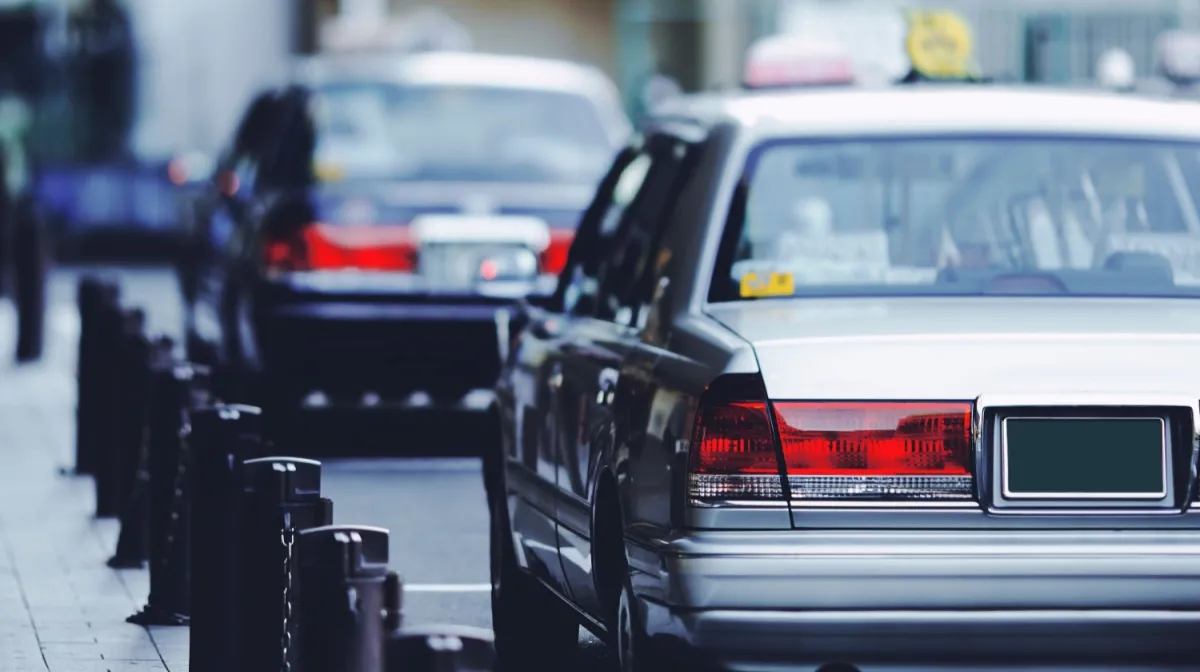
[177,49,630,439]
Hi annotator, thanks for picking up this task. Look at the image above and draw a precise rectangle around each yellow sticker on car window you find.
[740,272,795,298]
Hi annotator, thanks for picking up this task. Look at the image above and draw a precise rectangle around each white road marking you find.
[404,584,491,593]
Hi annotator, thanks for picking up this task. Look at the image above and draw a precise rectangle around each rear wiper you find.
[937,267,1068,294]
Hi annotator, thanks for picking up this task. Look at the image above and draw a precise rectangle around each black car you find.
[177,52,629,440]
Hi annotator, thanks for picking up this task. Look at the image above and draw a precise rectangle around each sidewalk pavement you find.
[0,295,185,671]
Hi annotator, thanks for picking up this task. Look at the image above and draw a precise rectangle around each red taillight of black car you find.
[539,230,574,276]
[262,223,419,273]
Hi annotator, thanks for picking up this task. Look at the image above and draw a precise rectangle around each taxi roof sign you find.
[1156,30,1200,85]
[319,8,473,55]
[743,35,855,89]
[903,9,978,81]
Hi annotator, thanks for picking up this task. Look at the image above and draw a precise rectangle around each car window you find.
[594,137,690,324]
[711,134,1200,301]
[308,81,617,185]
[602,153,653,233]
[553,144,649,316]
[626,138,704,331]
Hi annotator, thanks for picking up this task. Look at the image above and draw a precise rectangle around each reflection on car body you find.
[487,86,1200,671]
[176,51,630,434]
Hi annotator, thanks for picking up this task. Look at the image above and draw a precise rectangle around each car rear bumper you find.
[254,277,526,397]
[652,608,1200,671]
[643,530,1200,669]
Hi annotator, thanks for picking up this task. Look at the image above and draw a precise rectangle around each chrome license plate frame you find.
[1000,416,1168,500]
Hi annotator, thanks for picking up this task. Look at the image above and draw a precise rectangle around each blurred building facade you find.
[774,0,1200,83]
[129,0,293,160]
[375,0,779,115]
[116,0,1200,162]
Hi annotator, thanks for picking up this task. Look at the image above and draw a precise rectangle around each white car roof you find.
[294,51,631,145]
[661,86,1200,141]
[296,51,620,100]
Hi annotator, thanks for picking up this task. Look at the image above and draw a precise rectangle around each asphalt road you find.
[41,264,614,668]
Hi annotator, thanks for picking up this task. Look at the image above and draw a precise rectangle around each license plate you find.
[420,244,531,287]
[1001,417,1167,499]
[420,244,479,286]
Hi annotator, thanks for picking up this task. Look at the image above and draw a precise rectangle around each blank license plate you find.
[1001,417,1167,499]
[420,245,481,285]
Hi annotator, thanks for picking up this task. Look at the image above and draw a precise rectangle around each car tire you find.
[490,497,578,671]
[613,566,664,672]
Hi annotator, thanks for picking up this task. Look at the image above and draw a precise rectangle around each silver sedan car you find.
[486,85,1200,671]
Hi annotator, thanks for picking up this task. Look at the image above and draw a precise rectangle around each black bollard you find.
[384,571,403,632]
[13,196,47,364]
[94,305,142,518]
[114,312,155,521]
[386,625,496,672]
[108,332,171,569]
[238,457,334,672]
[129,357,212,626]
[292,525,392,672]
[72,275,118,476]
[188,404,264,672]
[73,278,119,477]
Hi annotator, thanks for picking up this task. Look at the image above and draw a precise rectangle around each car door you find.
[553,131,702,618]
[501,143,646,598]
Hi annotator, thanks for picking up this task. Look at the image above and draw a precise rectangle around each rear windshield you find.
[710,134,1200,301]
[311,81,616,185]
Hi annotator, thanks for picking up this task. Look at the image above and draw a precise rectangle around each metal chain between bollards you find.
[281,521,296,672]
[160,419,190,571]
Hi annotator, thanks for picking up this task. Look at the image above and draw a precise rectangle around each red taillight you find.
[686,395,976,505]
[688,399,785,502]
[775,402,974,501]
[262,223,418,273]
[539,230,573,276]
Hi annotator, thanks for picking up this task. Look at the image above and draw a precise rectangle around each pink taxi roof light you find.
[743,36,856,89]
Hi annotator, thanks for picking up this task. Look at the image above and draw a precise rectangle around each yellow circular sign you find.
[906,10,975,79]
